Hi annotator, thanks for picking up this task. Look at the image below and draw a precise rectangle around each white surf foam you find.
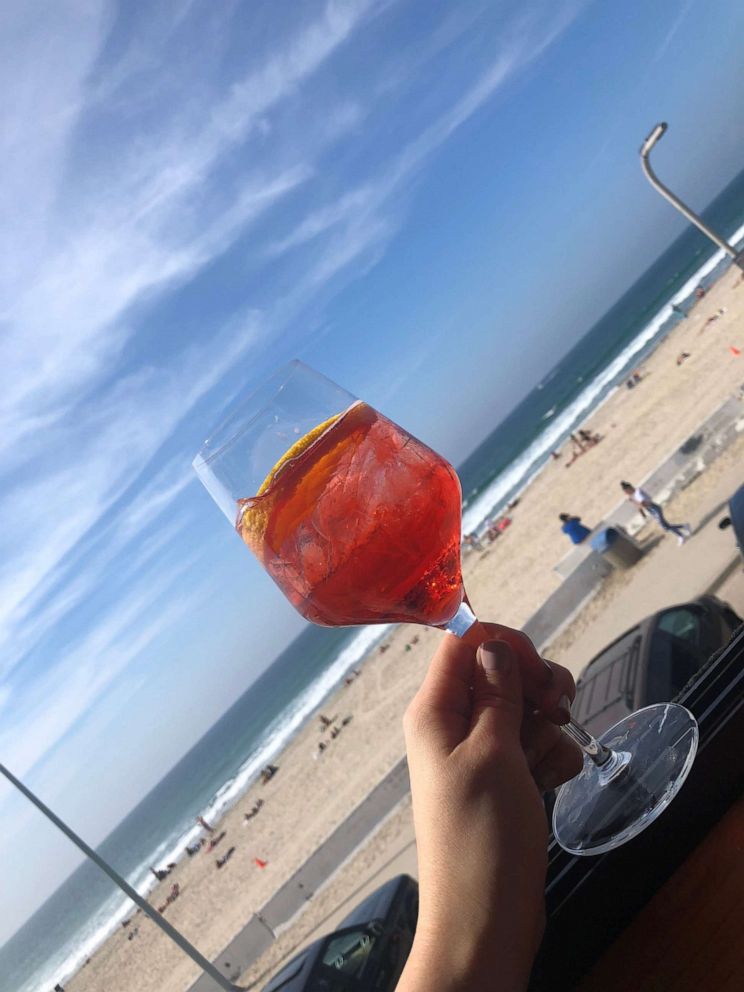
[462,230,744,536]
[28,223,744,992]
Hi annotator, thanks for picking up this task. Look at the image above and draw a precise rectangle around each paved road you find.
[188,760,411,991]
[563,454,744,671]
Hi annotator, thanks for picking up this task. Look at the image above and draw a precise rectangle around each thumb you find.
[472,640,524,744]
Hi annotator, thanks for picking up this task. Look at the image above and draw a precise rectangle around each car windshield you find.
[647,607,712,701]
[306,926,379,990]
[656,605,719,657]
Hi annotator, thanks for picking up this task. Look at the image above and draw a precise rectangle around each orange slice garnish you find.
[237,412,342,552]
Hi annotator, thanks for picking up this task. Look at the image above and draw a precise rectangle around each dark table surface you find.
[531,624,744,991]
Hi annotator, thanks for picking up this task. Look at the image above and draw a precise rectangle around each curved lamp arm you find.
[640,122,744,269]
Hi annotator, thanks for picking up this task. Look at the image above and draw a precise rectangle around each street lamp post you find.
[0,762,244,991]
[640,122,744,270]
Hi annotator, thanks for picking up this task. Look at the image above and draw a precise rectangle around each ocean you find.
[4,166,744,992]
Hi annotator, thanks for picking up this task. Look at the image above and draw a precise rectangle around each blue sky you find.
[2,0,744,943]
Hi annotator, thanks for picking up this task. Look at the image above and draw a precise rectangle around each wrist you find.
[398,910,537,992]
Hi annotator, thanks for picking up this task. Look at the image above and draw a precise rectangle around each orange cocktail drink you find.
[195,360,703,859]
[237,401,463,627]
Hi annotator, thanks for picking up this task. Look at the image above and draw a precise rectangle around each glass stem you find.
[444,599,480,638]
[561,718,613,766]
[444,601,629,779]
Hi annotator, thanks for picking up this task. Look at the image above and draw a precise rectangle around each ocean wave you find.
[462,225,744,536]
[20,888,140,992]
[157,628,393,877]
[39,624,393,992]
[29,221,744,992]
[195,624,391,829]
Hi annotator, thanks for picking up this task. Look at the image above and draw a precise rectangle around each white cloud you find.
[0,0,585,796]
[0,1,383,450]
[268,4,584,304]
[266,186,378,256]
[0,0,112,292]
[0,561,202,780]
[0,312,262,678]
[0,165,308,448]
[652,0,696,63]
[0,0,385,684]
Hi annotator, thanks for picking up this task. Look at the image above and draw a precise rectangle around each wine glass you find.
[193,360,698,855]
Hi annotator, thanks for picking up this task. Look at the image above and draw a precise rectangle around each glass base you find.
[552,703,699,856]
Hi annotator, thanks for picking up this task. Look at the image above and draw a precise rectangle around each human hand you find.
[397,626,582,992]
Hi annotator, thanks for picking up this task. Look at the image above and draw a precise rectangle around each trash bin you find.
[590,526,643,568]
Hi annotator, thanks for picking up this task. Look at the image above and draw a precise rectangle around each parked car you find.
[262,874,418,991]
[572,595,741,737]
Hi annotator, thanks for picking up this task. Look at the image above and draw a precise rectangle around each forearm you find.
[397,632,574,992]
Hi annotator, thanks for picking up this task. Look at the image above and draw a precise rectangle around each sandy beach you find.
[66,267,744,992]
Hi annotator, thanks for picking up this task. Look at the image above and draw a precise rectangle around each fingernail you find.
[478,640,512,674]
[558,694,572,719]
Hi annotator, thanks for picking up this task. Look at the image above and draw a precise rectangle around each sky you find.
[2,0,744,944]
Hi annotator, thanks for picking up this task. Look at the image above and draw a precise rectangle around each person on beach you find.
[577,429,601,447]
[565,433,589,467]
[244,799,264,821]
[464,532,485,552]
[559,513,591,545]
[569,432,586,455]
[620,481,691,545]
[397,626,582,992]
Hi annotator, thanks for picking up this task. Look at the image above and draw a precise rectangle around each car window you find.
[320,927,377,979]
[656,605,719,663]
[647,629,705,702]
[656,606,702,642]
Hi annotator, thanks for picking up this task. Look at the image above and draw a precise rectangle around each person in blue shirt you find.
[559,512,591,544]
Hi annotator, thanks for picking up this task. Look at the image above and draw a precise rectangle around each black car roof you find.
[573,597,730,733]
[579,597,718,680]
[262,876,414,991]
[261,941,321,991]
